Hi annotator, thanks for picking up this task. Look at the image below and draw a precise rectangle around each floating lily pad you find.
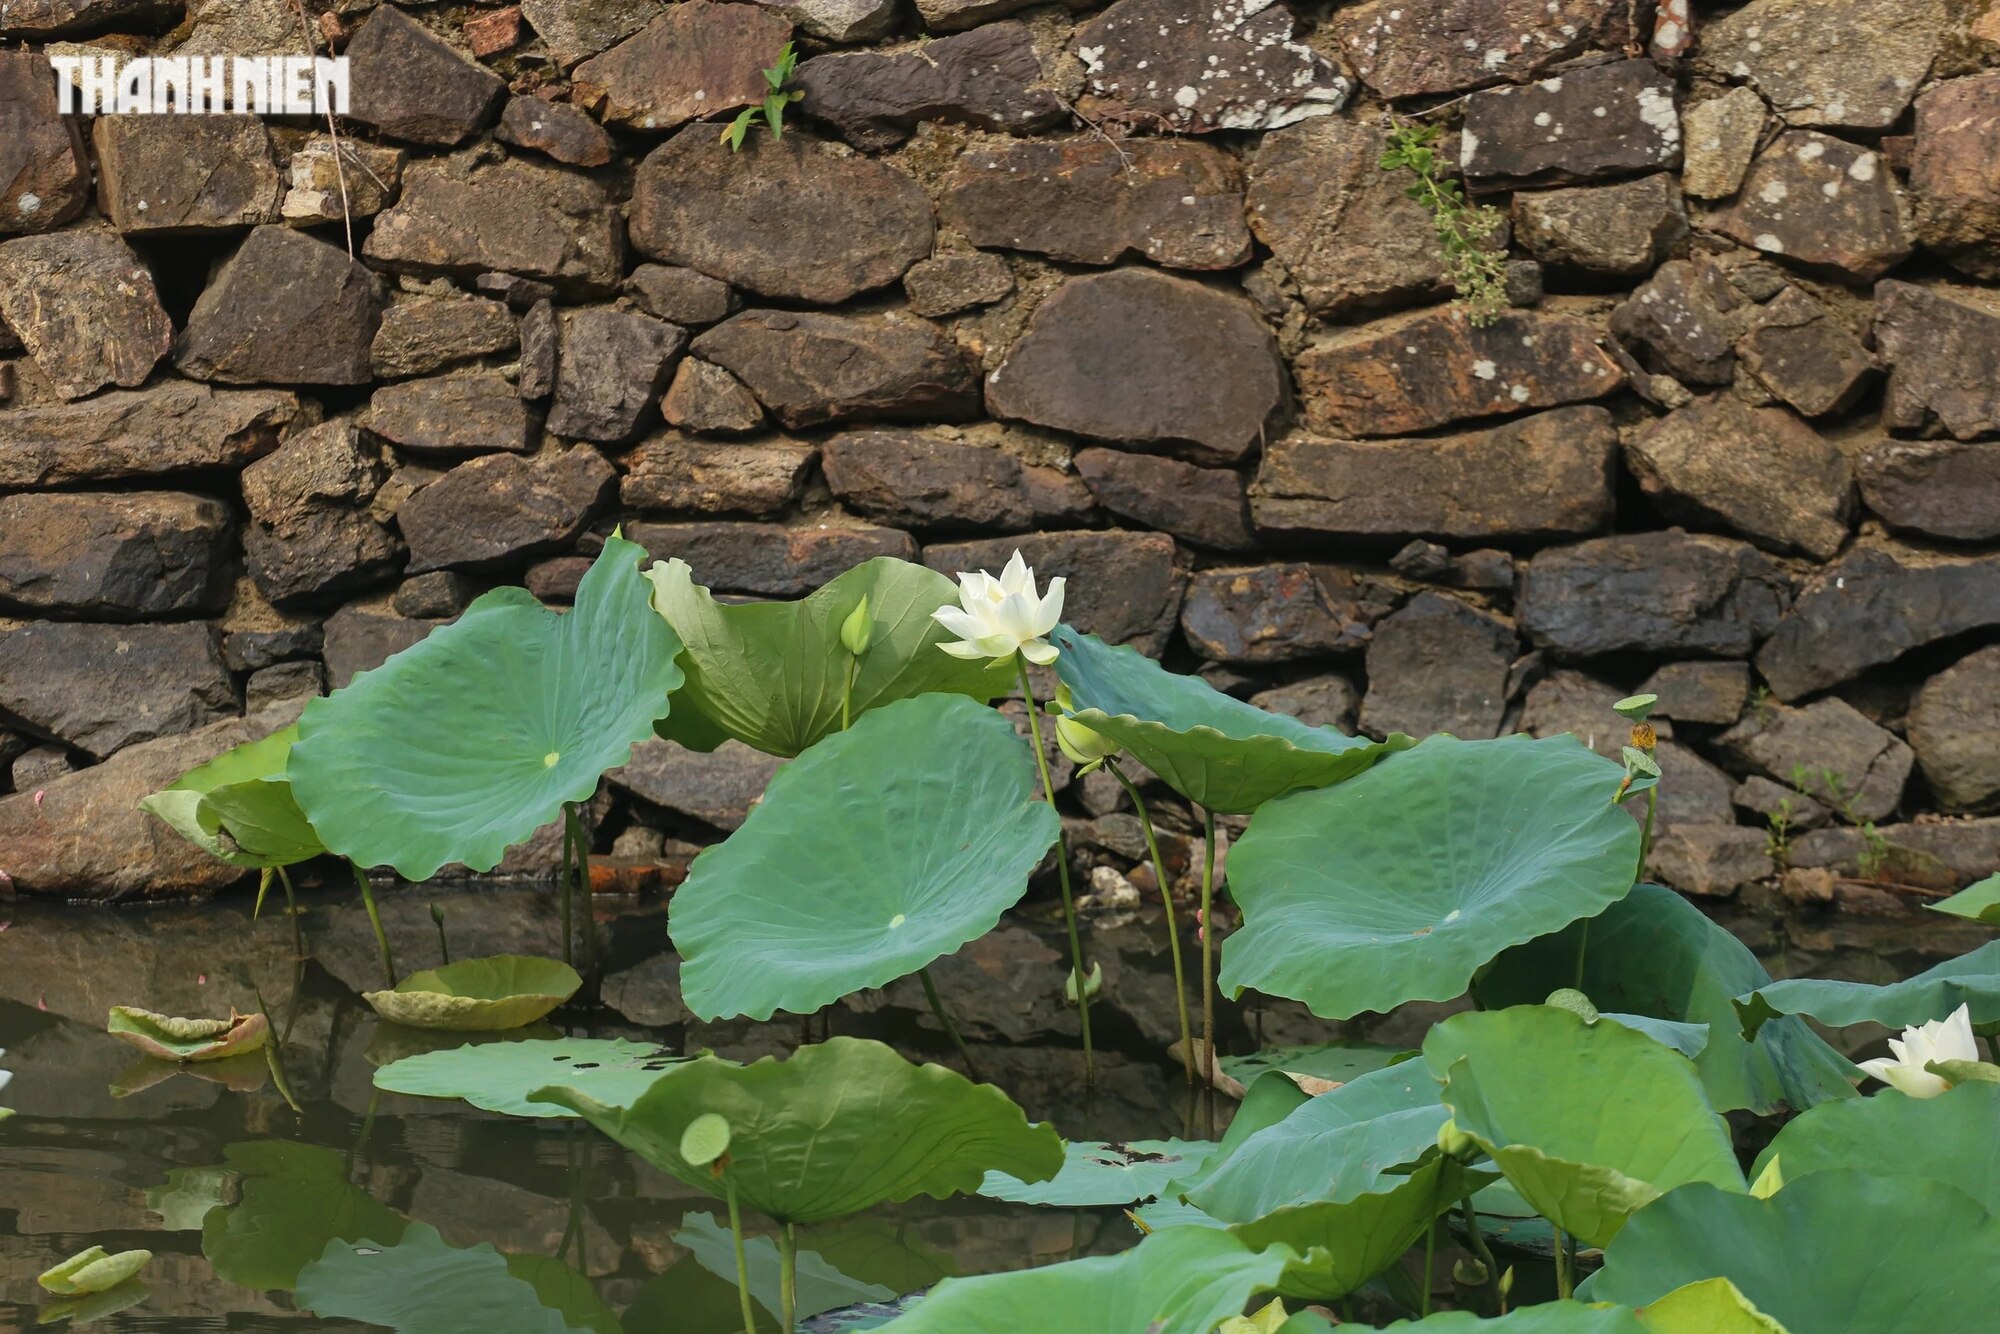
[676,1211,894,1322]
[1751,1081,2000,1211]
[1220,1043,1414,1089]
[1932,873,2000,926]
[363,956,582,1032]
[296,1223,595,1334]
[1424,1006,1745,1248]
[1593,1171,2000,1328]
[142,725,324,869]
[647,556,1011,758]
[1229,1156,1476,1303]
[107,1007,269,1062]
[374,1036,682,1117]
[1733,937,2000,1040]
[979,1139,1217,1208]
[1475,885,1856,1114]
[670,693,1058,1021]
[1222,735,1641,1020]
[535,1037,1062,1226]
[290,535,684,879]
[1051,627,1410,813]
[39,1246,153,1295]
[201,1141,409,1291]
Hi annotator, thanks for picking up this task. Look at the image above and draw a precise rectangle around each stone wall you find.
[3,0,1999,904]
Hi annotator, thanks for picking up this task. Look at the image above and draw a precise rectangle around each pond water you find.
[0,883,1975,1329]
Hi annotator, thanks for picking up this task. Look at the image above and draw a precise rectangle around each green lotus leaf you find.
[979,1139,1217,1207]
[1382,1302,1648,1331]
[1188,1064,1449,1223]
[1220,1042,1415,1089]
[363,956,582,1032]
[1733,937,2000,1040]
[646,556,1012,758]
[670,693,1058,1021]
[1424,1006,1746,1248]
[502,1254,624,1334]
[1476,885,1856,1114]
[202,1141,408,1291]
[290,535,684,879]
[1636,1278,1790,1333]
[873,1226,1296,1334]
[38,1246,153,1295]
[1601,1014,1709,1059]
[1051,626,1411,813]
[296,1223,593,1334]
[1228,1156,1474,1303]
[534,1037,1062,1225]
[107,1006,269,1062]
[374,1036,683,1116]
[1933,873,2000,926]
[142,724,325,870]
[1222,735,1641,1019]
[675,1211,893,1322]
[1135,1072,1314,1231]
[1751,1081,2000,1210]
[1593,1170,2000,1328]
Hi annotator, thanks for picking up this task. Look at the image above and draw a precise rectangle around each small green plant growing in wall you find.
[1378,121,1509,325]
[722,42,803,151]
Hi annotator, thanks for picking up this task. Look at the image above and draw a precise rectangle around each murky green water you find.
[0,884,1974,1329]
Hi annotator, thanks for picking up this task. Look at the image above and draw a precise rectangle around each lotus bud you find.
[1436,1118,1477,1160]
[1499,1266,1516,1301]
[1064,960,1103,1006]
[1545,987,1600,1023]
[840,596,874,657]
[1454,1257,1490,1287]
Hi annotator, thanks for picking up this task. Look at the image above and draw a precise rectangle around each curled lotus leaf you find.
[107,1007,270,1063]
[1751,1080,2000,1212]
[1733,936,2000,1040]
[1229,1156,1477,1303]
[38,1246,154,1295]
[141,725,324,870]
[1931,873,2000,927]
[363,955,582,1032]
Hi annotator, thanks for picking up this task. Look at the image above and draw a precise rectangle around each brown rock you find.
[1912,73,2000,279]
[1854,437,2000,542]
[822,430,1031,531]
[0,491,234,620]
[752,0,898,43]
[1330,0,1635,101]
[693,309,978,430]
[1023,466,1096,529]
[177,226,382,386]
[1907,647,2000,811]
[1359,592,1516,740]
[1640,660,1751,727]
[573,3,788,132]
[797,22,1066,151]
[941,137,1249,270]
[1179,563,1379,665]
[548,308,687,444]
[519,300,557,400]
[496,95,615,168]
[1693,0,1944,132]
[631,129,932,304]
[0,48,89,235]
[1609,258,1745,387]
[913,0,1040,30]
[367,372,537,456]
[323,601,444,689]
[0,382,297,488]
[344,4,506,146]
[394,571,479,619]
[519,0,661,67]
[220,577,324,672]
[245,660,325,715]
[1521,670,1670,758]
[1460,60,1681,187]
[904,254,1014,318]
[1073,0,1351,132]
[1736,287,1876,418]
[1736,776,1830,831]
[463,5,524,57]
[1520,532,1792,658]
[1073,449,1253,551]
[281,135,405,224]
[0,621,236,759]
[927,531,1183,654]
[1648,826,1772,898]
[364,152,624,297]
[525,556,592,602]
[985,269,1283,464]
[660,359,765,434]
[1874,280,2000,440]
[242,420,404,606]
[370,294,519,380]
[91,114,281,233]
[610,738,783,831]
[632,520,917,596]
[1252,406,1616,545]
[1512,175,1686,276]
[0,0,162,39]
[1721,697,1913,824]
[626,265,736,326]
[1249,675,1359,732]
[0,229,171,400]
[1295,306,1624,438]
[619,432,815,516]
[397,448,616,573]
[1714,131,1911,282]
[1681,86,1767,202]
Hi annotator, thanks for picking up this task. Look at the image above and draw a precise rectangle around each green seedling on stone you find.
[723,42,804,152]
[1379,121,1509,325]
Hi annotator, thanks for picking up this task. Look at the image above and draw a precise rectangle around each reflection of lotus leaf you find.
[363,956,582,1032]
[202,1141,408,1291]
[374,1036,683,1117]
[107,1007,269,1062]
[676,1211,894,1322]
[296,1223,601,1334]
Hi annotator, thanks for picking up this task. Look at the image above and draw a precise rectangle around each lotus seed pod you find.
[1544,987,1600,1023]
[1612,693,1657,722]
[680,1112,733,1167]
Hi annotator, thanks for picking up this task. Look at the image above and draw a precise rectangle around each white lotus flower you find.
[932,550,1065,666]
[1857,1003,1978,1098]
[0,1047,11,1095]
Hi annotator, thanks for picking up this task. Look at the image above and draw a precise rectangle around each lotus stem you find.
[1108,761,1194,1085]
[778,1222,798,1333]
[566,802,595,980]
[1459,1193,1502,1310]
[919,966,979,1079]
[276,864,304,960]
[1553,1226,1574,1300]
[559,805,575,968]
[1199,807,1218,1093]
[351,861,396,988]
[1421,1216,1437,1317]
[724,1177,759,1334]
[841,655,855,733]
[1637,786,1658,882]
[1015,653,1093,1080]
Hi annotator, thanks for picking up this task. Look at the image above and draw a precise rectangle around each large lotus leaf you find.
[1751,1081,2000,1210]
[1475,884,1857,1114]
[1222,735,1641,1019]
[671,693,1058,1021]
[201,1141,408,1291]
[142,726,324,869]
[979,1139,1217,1207]
[1636,1278,1789,1333]
[676,1211,893,1321]
[107,1007,269,1062]
[1733,936,2000,1039]
[1188,1064,1448,1222]
[296,1223,591,1334]
[289,535,684,878]
[1383,1305,1648,1332]
[1593,1170,2000,1328]
[1933,873,2000,926]
[1424,1007,1745,1248]
[374,1036,683,1117]
[874,1226,1295,1334]
[1602,1014,1708,1059]
[1221,1042,1414,1089]
[1153,1072,1312,1209]
[363,956,582,1032]
[534,1037,1062,1225]
[1229,1156,1473,1302]
[1051,626,1411,813]
[646,556,1012,758]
